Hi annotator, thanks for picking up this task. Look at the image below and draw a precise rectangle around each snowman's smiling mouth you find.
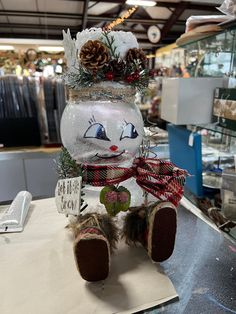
[95,150,125,159]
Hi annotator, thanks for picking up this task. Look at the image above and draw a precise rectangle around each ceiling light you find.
[126,0,156,7]
[0,45,14,50]
[38,46,64,52]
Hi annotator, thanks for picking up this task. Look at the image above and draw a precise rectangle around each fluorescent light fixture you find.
[126,0,156,6]
[0,39,63,46]
[38,46,64,52]
[0,45,14,50]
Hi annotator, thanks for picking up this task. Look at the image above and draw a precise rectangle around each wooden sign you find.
[55,177,82,216]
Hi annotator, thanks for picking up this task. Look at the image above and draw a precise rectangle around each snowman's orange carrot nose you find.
[110,145,118,152]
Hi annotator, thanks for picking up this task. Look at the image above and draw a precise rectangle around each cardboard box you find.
[161,77,225,124]
[213,88,236,131]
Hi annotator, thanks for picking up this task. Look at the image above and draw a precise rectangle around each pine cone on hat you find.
[110,59,126,73]
[79,40,110,71]
[109,59,126,78]
[126,48,147,69]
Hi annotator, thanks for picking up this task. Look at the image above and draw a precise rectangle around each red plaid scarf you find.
[82,157,188,207]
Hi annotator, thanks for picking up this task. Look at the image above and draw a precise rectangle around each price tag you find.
[188,133,194,147]
[55,177,82,216]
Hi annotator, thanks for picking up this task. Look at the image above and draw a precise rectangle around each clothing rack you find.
[0,75,66,147]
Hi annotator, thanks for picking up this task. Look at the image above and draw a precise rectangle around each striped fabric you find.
[82,158,188,207]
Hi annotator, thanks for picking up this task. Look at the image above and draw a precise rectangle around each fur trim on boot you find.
[123,206,147,246]
[70,213,119,281]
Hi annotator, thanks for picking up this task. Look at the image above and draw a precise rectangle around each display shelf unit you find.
[181,20,236,78]
[189,123,236,138]
[178,19,236,165]
[164,22,236,244]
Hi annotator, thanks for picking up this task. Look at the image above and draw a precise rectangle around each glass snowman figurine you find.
[58,28,186,282]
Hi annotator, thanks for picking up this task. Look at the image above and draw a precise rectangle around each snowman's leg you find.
[72,213,119,281]
[147,201,177,263]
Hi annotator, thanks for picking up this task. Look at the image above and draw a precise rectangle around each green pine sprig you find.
[101,30,120,59]
[133,69,149,92]
[63,68,94,88]
[124,62,149,92]
[64,66,108,88]
[56,147,82,179]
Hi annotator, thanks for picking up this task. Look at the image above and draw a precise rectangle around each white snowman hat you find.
[62,27,149,92]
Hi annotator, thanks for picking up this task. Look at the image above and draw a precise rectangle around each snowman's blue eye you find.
[84,123,110,141]
[120,123,138,140]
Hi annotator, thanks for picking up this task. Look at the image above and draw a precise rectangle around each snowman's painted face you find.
[83,115,139,160]
[60,100,144,166]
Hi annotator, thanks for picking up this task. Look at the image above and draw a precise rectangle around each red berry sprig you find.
[126,71,140,83]
[132,72,140,81]
[126,75,134,83]
[105,71,114,80]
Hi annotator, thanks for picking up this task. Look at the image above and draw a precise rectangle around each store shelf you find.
[190,123,236,138]
[220,18,236,29]
[177,20,236,78]
[179,29,235,50]
[179,19,236,48]
[181,196,236,244]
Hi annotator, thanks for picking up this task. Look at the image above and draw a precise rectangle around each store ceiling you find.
[0,0,223,51]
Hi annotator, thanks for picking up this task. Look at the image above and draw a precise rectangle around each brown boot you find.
[71,213,118,282]
[123,202,177,263]
[147,202,177,262]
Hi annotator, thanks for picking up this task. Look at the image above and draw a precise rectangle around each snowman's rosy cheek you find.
[84,123,110,141]
[120,123,139,140]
